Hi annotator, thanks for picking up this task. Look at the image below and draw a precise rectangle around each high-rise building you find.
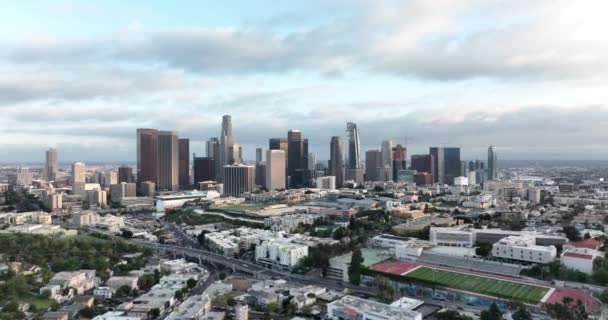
[223,164,255,197]
[157,131,179,191]
[255,163,266,187]
[429,147,444,184]
[15,166,33,187]
[110,182,137,201]
[444,147,461,185]
[219,115,234,181]
[193,157,215,184]
[365,150,383,181]
[178,138,190,187]
[316,176,336,190]
[269,137,289,185]
[118,166,134,183]
[381,140,393,181]
[392,144,407,182]
[346,122,361,169]
[137,128,158,187]
[308,152,317,184]
[86,189,107,207]
[206,137,221,179]
[71,162,86,196]
[103,171,117,187]
[410,154,434,181]
[265,150,286,191]
[287,130,309,187]
[230,144,243,164]
[487,146,498,181]
[256,148,264,165]
[45,148,58,181]
[329,136,344,188]
[140,181,155,197]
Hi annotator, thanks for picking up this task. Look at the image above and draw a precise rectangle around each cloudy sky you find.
[1,0,607,163]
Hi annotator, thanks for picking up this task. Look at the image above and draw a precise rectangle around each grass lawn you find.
[405,267,549,304]
[18,293,55,310]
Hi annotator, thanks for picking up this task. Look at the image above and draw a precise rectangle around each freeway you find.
[88,228,377,296]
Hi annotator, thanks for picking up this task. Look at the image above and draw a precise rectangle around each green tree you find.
[348,248,364,285]
[435,310,473,320]
[148,308,160,319]
[218,272,227,281]
[187,278,197,289]
[562,225,580,242]
[475,243,492,256]
[512,303,532,320]
[480,303,502,320]
[174,289,184,301]
[544,297,588,320]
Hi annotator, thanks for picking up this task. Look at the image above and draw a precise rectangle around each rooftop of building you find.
[330,295,421,319]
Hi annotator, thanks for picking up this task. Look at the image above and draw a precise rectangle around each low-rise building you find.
[327,295,422,320]
[561,247,605,274]
[0,211,52,225]
[48,270,97,294]
[165,294,211,320]
[255,240,308,270]
[93,286,115,299]
[107,276,139,290]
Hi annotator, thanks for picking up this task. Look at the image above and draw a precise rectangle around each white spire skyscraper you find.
[346,122,361,169]
[218,115,234,182]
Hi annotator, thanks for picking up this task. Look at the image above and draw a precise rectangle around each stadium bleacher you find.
[417,252,522,276]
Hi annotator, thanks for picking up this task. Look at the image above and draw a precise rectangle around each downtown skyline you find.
[1,1,608,162]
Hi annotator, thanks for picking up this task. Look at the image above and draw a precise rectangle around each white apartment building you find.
[255,240,309,270]
[492,236,556,264]
[0,211,52,225]
[316,176,336,190]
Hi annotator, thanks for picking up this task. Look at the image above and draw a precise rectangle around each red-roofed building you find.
[546,287,602,313]
[564,239,601,250]
[561,247,604,274]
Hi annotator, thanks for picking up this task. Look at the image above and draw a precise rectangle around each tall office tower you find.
[137,128,158,187]
[266,150,286,191]
[71,162,86,196]
[193,157,215,184]
[487,146,497,180]
[178,138,190,187]
[45,148,58,181]
[443,147,461,185]
[381,140,393,181]
[287,130,309,187]
[206,137,221,179]
[218,115,234,181]
[329,136,344,188]
[346,122,361,169]
[269,137,289,184]
[392,144,407,182]
[460,161,468,176]
[110,182,137,201]
[141,181,155,197]
[206,137,220,158]
[256,148,264,165]
[308,152,317,183]
[103,171,117,187]
[365,150,383,181]
[468,160,476,172]
[316,176,336,190]
[118,166,134,183]
[429,147,445,184]
[475,160,485,170]
[410,154,435,178]
[230,144,243,164]
[255,163,266,187]
[157,131,179,191]
[223,164,255,197]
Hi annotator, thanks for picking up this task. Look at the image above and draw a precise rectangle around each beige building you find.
[109,182,136,201]
[157,131,179,191]
[72,162,86,197]
[86,189,107,207]
[265,150,286,191]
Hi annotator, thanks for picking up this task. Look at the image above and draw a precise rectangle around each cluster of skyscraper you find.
[132,115,499,197]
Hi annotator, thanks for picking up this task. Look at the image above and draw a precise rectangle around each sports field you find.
[405,267,549,303]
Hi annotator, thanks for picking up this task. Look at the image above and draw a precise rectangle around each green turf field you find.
[405,267,549,303]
